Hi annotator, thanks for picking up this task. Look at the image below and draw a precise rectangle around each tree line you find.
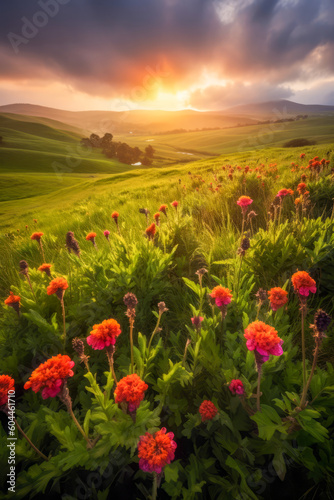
[80,133,155,166]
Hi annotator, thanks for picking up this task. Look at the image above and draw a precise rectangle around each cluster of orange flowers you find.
[46,277,68,296]
[0,375,15,406]
[244,321,283,361]
[291,271,317,297]
[30,232,44,241]
[210,285,233,308]
[138,427,177,474]
[87,319,122,350]
[4,291,21,305]
[268,287,288,312]
[24,354,75,399]
[114,374,148,413]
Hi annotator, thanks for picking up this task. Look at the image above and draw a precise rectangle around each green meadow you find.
[1,110,334,499]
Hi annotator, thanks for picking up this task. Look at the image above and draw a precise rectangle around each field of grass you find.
[1,112,334,499]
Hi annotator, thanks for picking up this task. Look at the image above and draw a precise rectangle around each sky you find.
[0,0,334,111]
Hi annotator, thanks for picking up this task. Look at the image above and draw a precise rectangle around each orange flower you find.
[199,400,218,422]
[87,318,121,350]
[295,198,301,205]
[4,291,21,305]
[210,285,233,307]
[171,200,178,209]
[291,271,316,297]
[0,375,15,406]
[47,277,68,297]
[30,232,44,241]
[38,263,52,277]
[297,183,307,194]
[153,212,160,220]
[114,374,148,413]
[85,232,97,241]
[159,204,168,216]
[138,428,177,473]
[24,354,75,399]
[145,223,156,241]
[268,287,288,311]
[111,211,119,220]
[244,321,283,360]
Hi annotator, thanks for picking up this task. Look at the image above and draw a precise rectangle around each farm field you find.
[1,113,334,498]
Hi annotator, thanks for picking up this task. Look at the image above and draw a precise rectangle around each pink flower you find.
[237,196,253,208]
[103,230,110,236]
[229,379,245,396]
[191,316,204,329]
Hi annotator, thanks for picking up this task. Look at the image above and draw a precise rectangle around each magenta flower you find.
[229,379,245,396]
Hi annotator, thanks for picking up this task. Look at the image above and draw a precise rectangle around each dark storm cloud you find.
[0,0,334,105]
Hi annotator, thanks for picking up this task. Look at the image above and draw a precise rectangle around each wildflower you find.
[19,260,29,276]
[114,374,148,413]
[295,198,301,205]
[237,196,253,210]
[255,288,267,303]
[199,400,218,422]
[145,223,156,241]
[87,319,121,350]
[47,277,68,300]
[268,287,288,311]
[33,219,37,223]
[300,153,305,159]
[171,200,178,210]
[111,211,119,221]
[103,230,110,241]
[297,183,307,194]
[153,212,160,225]
[291,271,316,297]
[158,302,168,314]
[0,375,15,407]
[191,316,204,331]
[66,231,81,257]
[72,338,90,370]
[24,354,75,399]
[159,204,168,216]
[313,310,332,334]
[244,321,283,363]
[240,236,250,251]
[277,188,292,197]
[30,232,44,242]
[210,286,233,308]
[248,210,257,220]
[86,232,97,247]
[229,379,245,396]
[138,428,177,473]
[123,292,138,320]
[38,263,52,277]
[4,291,21,306]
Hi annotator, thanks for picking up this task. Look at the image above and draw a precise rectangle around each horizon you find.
[1,98,334,115]
[1,1,334,112]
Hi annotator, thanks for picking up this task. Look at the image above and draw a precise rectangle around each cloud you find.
[187,82,293,109]
[0,0,333,107]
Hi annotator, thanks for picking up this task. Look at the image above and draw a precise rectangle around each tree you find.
[89,133,101,148]
[141,156,153,166]
[145,145,155,158]
[101,133,113,149]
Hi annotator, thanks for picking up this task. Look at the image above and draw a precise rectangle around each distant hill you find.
[224,100,334,120]
[0,103,258,135]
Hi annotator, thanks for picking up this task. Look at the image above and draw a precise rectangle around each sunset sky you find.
[0,0,334,111]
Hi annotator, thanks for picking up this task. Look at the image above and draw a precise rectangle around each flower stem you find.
[61,298,66,347]
[147,313,162,353]
[300,344,319,408]
[26,274,36,301]
[301,301,307,392]
[236,255,243,299]
[129,317,134,374]
[69,408,92,448]
[151,472,158,500]
[39,241,46,263]
[256,368,262,412]
[14,419,48,461]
